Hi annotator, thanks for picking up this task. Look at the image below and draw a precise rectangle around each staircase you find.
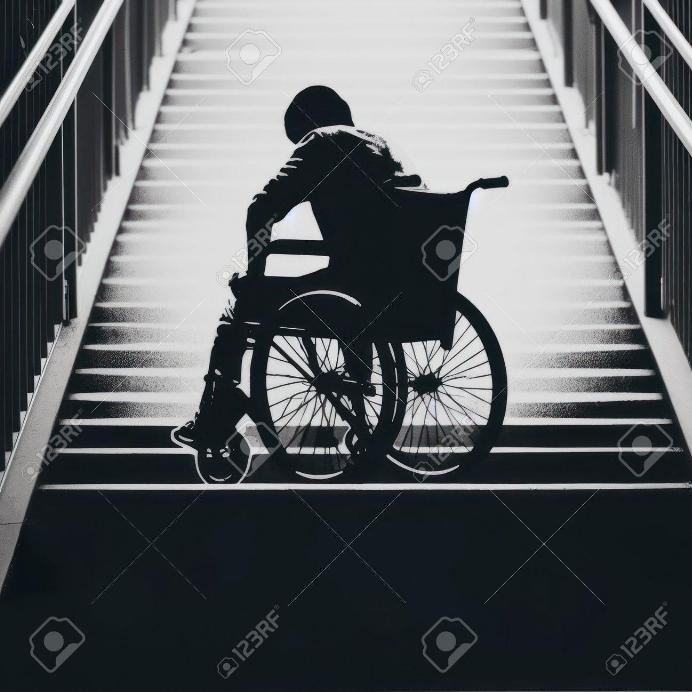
[39,0,689,487]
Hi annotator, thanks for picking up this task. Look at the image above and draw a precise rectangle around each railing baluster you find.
[539,0,692,362]
[0,0,178,465]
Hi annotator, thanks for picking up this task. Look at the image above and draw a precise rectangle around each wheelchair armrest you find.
[250,239,329,278]
[265,239,328,256]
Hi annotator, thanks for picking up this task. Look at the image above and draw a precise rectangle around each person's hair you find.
[284,86,354,144]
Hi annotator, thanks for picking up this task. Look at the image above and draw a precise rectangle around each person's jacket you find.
[246,125,422,279]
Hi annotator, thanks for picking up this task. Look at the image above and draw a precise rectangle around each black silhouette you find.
[171,85,510,482]
[172,86,425,449]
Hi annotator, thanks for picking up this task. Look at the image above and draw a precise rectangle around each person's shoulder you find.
[299,125,387,148]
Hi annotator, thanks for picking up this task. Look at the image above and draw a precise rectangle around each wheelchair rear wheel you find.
[387,293,507,477]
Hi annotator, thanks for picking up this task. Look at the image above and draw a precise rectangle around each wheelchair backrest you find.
[362,187,472,344]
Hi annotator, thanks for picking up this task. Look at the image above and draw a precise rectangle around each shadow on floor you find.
[1,488,691,690]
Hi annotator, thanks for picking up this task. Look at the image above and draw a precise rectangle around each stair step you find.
[37,446,687,486]
[146,141,574,159]
[63,399,195,418]
[172,52,546,75]
[192,5,526,20]
[76,345,206,369]
[168,73,553,91]
[83,324,645,347]
[57,419,677,449]
[506,399,669,419]
[70,368,204,393]
[508,348,653,369]
[85,323,213,343]
[123,203,222,221]
[137,159,581,182]
[163,89,558,108]
[183,35,537,53]
[128,179,594,206]
[515,326,644,343]
[192,2,525,19]
[91,302,216,323]
[149,122,572,144]
[511,373,659,392]
[39,451,199,484]
[157,105,563,126]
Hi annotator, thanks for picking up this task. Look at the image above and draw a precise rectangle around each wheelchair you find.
[203,176,509,482]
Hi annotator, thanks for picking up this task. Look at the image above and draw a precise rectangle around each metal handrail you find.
[642,0,692,72]
[0,0,76,129]
[589,0,692,157]
[0,0,125,248]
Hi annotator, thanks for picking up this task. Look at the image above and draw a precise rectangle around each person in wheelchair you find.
[172,85,424,454]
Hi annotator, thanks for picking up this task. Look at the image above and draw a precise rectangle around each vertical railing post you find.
[61,1,80,322]
[594,18,606,175]
[563,0,574,87]
[102,25,116,178]
[642,21,664,317]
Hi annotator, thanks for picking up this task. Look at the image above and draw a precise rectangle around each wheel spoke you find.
[280,335,311,371]
[439,335,481,378]
[437,388,488,426]
[440,343,486,379]
[437,317,470,372]
[441,383,493,406]
[275,390,319,428]
[266,380,307,393]
[432,391,472,452]
[443,360,491,379]
[268,385,312,410]
[266,371,307,380]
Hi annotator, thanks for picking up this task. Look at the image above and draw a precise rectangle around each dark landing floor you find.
[1,488,691,691]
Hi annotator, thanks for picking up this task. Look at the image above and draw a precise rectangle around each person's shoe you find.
[171,419,206,450]
[172,381,249,450]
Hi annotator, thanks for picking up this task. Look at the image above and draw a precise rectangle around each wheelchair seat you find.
[254,188,472,344]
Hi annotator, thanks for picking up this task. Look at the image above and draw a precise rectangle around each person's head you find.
[284,86,354,144]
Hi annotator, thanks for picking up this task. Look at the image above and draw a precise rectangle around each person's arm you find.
[245,132,329,275]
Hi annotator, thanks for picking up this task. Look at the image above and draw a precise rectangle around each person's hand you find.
[229,272,244,298]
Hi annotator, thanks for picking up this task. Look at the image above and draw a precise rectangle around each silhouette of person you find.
[172,85,423,456]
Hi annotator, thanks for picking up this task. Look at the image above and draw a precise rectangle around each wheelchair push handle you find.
[462,175,509,197]
[477,175,509,190]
